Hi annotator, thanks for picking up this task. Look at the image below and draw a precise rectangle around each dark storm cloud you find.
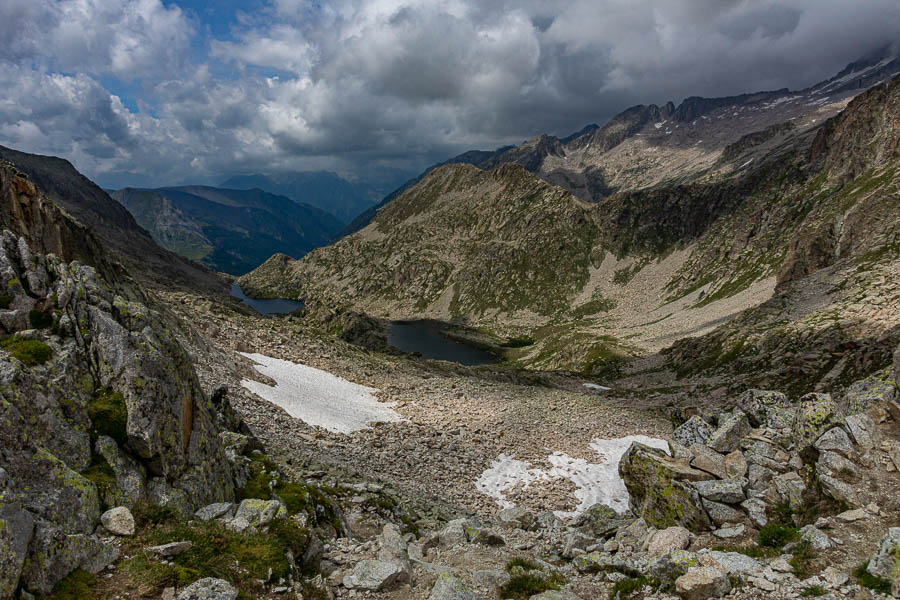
[0,0,898,187]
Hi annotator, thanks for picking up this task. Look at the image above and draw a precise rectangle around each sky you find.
[1,0,898,190]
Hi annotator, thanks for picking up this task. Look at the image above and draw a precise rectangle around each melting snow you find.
[239,352,404,434]
[475,435,670,519]
[583,383,611,391]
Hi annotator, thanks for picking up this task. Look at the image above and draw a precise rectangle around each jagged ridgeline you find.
[0,162,341,597]
[242,73,900,384]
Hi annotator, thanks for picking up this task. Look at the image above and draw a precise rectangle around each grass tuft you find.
[855,562,892,594]
[1,336,52,365]
[87,388,128,445]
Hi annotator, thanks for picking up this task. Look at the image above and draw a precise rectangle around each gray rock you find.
[814,428,855,458]
[195,503,234,521]
[498,506,534,530]
[701,499,745,526]
[176,577,239,600]
[563,532,595,558]
[707,413,751,453]
[698,550,762,575]
[571,504,619,537]
[529,592,583,600]
[233,498,287,529]
[842,376,896,415]
[378,523,412,583]
[694,479,746,504]
[647,549,701,585]
[534,511,564,531]
[736,390,792,428]
[740,498,768,528]
[712,524,745,539]
[799,525,831,550]
[793,394,842,450]
[343,559,406,592]
[673,416,713,447]
[845,414,880,449]
[20,523,120,594]
[772,472,806,509]
[675,566,731,599]
[647,526,692,556]
[816,451,859,478]
[819,474,860,507]
[428,572,482,600]
[867,528,900,595]
[94,436,147,507]
[438,518,469,547]
[472,569,510,588]
[100,506,135,537]
[150,541,193,557]
[0,504,34,598]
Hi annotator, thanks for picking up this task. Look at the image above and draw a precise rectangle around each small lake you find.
[387,320,497,366]
[230,282,304,315]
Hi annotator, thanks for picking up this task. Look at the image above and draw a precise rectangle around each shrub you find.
[0,336,52,365]
[87,388,128,445]
[855,562,892,594]
[29,309,54,329]
[758,523,799,548]
[800,584,826,597]
[500,572,565,599]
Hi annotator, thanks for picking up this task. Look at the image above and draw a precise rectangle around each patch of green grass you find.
[506,558,540,572]
[572,297,617,318]
[40,568,98,600]
[126,518,311,597]
[500,571,566,599]
[132,501,178,528]
[500,337,534,348]
[610,575,659,600]
[800,584,826,597]
[758,523,799,548]
[855,562,892,594]
[0,336,52,365]
[29,309,54,329]
[81,458,117,510]
[789,541,816,578]
[87,388,128,445]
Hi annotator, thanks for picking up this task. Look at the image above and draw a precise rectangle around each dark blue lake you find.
[387,320,497,366]
[230,282,304,315]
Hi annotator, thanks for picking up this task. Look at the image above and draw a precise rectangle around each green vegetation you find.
[40,569,98,600]
[500,570,565,599]
[124,518,310,597]
[81,458,117,509]
[800,584,826,597]
[0,293,11,309]
[789,541,816,578]
[610,575,659,600]
[506,558,540,571]
[1,336,52,365]
[29,308,54,329]
[758,523,799,548]
[855,562,892,594]
[572,297,616,317]
[87,388,128,445]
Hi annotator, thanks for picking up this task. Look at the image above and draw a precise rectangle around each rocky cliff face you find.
[0,162,237,595]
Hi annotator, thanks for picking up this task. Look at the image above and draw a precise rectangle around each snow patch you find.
[239,352,404,434]
[475,435,670,519]
[583,383,611,391]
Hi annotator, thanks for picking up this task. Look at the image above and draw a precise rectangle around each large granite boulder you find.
[792,393,842,450]
[619,442,713,531]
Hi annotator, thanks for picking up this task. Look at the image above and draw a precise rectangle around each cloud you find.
[1,0,898,188]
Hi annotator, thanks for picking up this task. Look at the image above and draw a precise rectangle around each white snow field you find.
[475,435,670,519]
[239,352,404,434]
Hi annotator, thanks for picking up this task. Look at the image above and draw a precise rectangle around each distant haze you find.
[1,0,898,188]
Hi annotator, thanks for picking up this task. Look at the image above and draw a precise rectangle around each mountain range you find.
[241,47,900,389]
[111,186,343,276]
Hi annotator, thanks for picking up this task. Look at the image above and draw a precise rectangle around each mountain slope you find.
[242,73,900,384]
[0,145,226,293]
[220,171,381,224]
[112,186,344,275]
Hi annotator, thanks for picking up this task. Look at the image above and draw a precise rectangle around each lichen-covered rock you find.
[343,559,406,592]
[867,528,900,596]
[816,451,859,478]
[792,393,842,450]
[232,498,287,529]
[498,506,534,530]
[740,498,768,528]
[648,549,700,585]
[94,436,147,507]
[697,550,762,576]
[707,412,751,453]
[0,503,33,598]
[673,416,713,447]
[736,390,792,428]
[772,472,806,509]
[620,442,713,531]
[675,566,731,599]
[799,524,832,550]
[842,374,897,415]
[694,479,746,504]
[571,503,619,536]
[428,572,483,600]
[20,523,120,594]
[195,503,234,521]
[176,577,238,600]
